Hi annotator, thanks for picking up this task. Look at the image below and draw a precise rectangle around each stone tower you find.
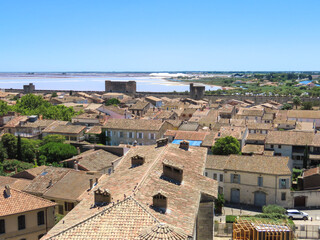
[190,83,205,100]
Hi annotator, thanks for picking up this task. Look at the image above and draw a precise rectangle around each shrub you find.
[262,205,286,214]
[226,215,237,223]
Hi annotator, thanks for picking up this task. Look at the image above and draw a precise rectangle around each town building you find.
[0,185,56,240]
[43,143,218,239]
[205,155,292,208]
[105,80,136,94]
[102,119,173,146]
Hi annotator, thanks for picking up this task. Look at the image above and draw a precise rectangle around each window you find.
[281,192,286,201]
[18,215,25,230]
[231,174,240,184]
[270,145,274,149]
[279,179,289,189]
[278,145,282,149]
[119,131,124,138]
[37,211,45,226]
[218,186,223,194]
[64,202,75,212]
[219,174,223,182]
[0,219,5,234]
[108,168,112,175]
[213,173,217,180]
[137,132,143,139]
[205,172,208,177]
[128,132,134,138]
[149,133,155,140]
[106,131,112,137]
[258,176,263,187]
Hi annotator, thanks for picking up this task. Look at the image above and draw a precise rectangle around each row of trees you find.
[0,134,78,175]
[0,94,82,121]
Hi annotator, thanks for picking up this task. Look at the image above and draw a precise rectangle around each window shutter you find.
[279,179,281,188]
[286,179,289,189]
[231,174,234,183]
[238,174,241,184]
[149,133,151,139]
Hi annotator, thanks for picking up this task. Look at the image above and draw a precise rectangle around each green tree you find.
[41,134,66,146]
[214,193,225,215]
[17,135,22,160]
[2,133,17,159]
[105,98,120,106]
[39,142,77,163]
[51,92,58,97]
[281,103,293,110]
[21,139,38,163]
[0,100,11,116]
[293,96,301,109]
[0,142,8,162]
[301,102,313,110]
[212,136,241,155]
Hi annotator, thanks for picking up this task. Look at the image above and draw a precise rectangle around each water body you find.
[0,74,221,92]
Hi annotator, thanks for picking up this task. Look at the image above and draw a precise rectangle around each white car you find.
[285,209,308,220]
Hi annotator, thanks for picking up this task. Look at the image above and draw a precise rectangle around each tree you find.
[0,142,8,162]
[51,92,58,97]
[41,135,66,146]
[105,98,120,106]
[215,193,225,215]
[0,100,11,116]
[293,96,301,109]
[281,103,293,110]
[301,102,313,110]
[17,135,22,161]
[39,142,77,163]
[212,136,241,155]
[21,139,38,163]
[2,133,17,159]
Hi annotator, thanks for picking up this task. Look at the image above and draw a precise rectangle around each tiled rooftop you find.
[103,119,165,131]
[45,144,218,238]
[0,187,56,217]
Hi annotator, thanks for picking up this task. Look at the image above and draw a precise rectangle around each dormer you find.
[94,188,111,206]
[131,155,145,167]
[162,159,183,184]
[152,190,167,213]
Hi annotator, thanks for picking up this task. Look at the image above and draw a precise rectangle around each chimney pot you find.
[4,185,11,197]
[89,179,93,189]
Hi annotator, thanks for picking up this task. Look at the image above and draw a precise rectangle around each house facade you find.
[205,155,292,208]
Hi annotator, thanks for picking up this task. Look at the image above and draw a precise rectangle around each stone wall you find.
[105,80,136,93]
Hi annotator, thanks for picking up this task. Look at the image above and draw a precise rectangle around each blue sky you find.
[0,0,319,72]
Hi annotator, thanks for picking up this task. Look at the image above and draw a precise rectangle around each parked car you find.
[285,209,308,220]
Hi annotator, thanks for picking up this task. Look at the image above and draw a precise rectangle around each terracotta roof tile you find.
[0,187,56,217]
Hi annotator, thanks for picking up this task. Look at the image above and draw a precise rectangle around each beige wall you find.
[45,198,77,216]
[205,168,292,208]
[1,206,55,240]
[105,122,173,146]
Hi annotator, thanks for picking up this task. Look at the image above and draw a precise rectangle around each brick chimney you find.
[89,179,93,189]
[4,185,11,198]
[179,140,189,151]
[156,138,168,148]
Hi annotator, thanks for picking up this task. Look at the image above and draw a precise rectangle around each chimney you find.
[179,140,189,151]
[74,161,79,171]
[4,185,11,198]
[156,138,168,148]
[95,178,98,185]
[89,179,93,189]
[48,180,53,188]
